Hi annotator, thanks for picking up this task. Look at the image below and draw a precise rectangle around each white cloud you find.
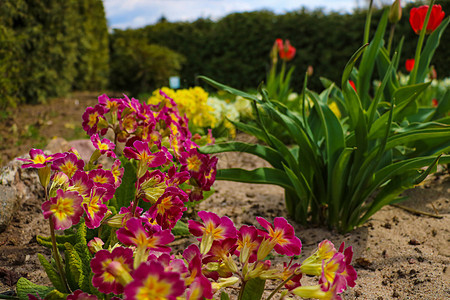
[103,0,359,29]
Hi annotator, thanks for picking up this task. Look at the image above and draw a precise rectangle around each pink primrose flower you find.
[82,186,110,229]
[182,244,211,284]
[188,211,237,254]
[51,153,85,178]
[17,149,64,169]
[281,262,302,290]
[148,253,188,275]
[196,155,218,191]
[91,247,134,295]
[68,171,94,197]
[186,275,213,300]
[116,218,174,253]
[166,165,190,187]
[319,252,346,292]
[67,290,98,300]
[98,94,123,112]
[90,134,116,158]
[124,260,185,300]
[82,104,108,136]
[236,225,262,264]
[110,159,124,188]
[123,140,167,169]
[337,242,357,288]
[146,187,188,230]
[180,148,207,175]
[256,217,302,258]
[42,189,83,230]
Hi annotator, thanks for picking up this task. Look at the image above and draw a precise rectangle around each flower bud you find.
[389,0,402,24]
[88,237,105,254]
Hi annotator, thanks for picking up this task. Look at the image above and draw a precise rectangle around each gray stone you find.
[0,156,41,233]
[0,184,19,232]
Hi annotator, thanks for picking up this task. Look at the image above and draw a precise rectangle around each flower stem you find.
[237,280,247,300]
[44,186,70,293]
[266,273,296,300]
[409,0,435,84]
[48,216,70,292]
[387,23,396,56]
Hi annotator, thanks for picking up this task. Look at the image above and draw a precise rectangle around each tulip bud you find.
[429,65,437,80]
[307,65,314,77]
[389,0,402,24]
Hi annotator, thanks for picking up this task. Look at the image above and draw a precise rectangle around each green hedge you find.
[0,0,108,108]
[130,0,449,93]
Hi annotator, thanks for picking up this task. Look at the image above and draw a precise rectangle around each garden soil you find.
[0,93,449,299]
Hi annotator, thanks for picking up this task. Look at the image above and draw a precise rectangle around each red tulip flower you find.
[432,99,438,107]
[405,59,415,72]
[409,5,445,35]
[349,80,357,92]
[276,38,296,61]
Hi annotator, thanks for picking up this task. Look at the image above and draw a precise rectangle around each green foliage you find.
[37,254,66,293]
[111,156,137,209]
[64,243,82,291]
[16,277,55,300]
[0,0,109,108]
[171,220,190,236]
[241,278,266,300]
[199,9,450,233]
[109,30,185,95]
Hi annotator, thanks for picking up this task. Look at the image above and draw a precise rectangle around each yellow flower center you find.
[51,197,74,221]
[187,155,202,172]
[204,221,224,239]
[60,161,77,178]
[88,112,99,127]
[136,275,172,300]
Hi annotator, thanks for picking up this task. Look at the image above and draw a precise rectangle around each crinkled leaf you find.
[37,254,66,293]
[16,277,55,300]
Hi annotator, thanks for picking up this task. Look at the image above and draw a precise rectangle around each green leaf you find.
[367,51,397,127]
[416,17,450,83]
[341,44,369,88]
[16,277,55,300]
[64,243,82,291]
[368,82,431,139]
[172,220,190,236]
[283,163,315,220]
[199,75,261,103]
[216,168,295,193]
[220,292,231,300]
[37,254,66,293]
[36,235,68,250]
[358,154,443,226]
[200,141,285,169]
[241,278,266,300]
[45,289,69,300]
[358,9,389,108]
[112,155,137,209]
[307,88,345,181]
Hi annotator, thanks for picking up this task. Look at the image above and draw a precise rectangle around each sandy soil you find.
[0,95,449,299]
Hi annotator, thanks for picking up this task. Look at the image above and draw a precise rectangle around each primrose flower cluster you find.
[84,212,357,299]
[81,92,217,203]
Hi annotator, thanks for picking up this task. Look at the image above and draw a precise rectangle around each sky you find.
[104,0,365,30]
